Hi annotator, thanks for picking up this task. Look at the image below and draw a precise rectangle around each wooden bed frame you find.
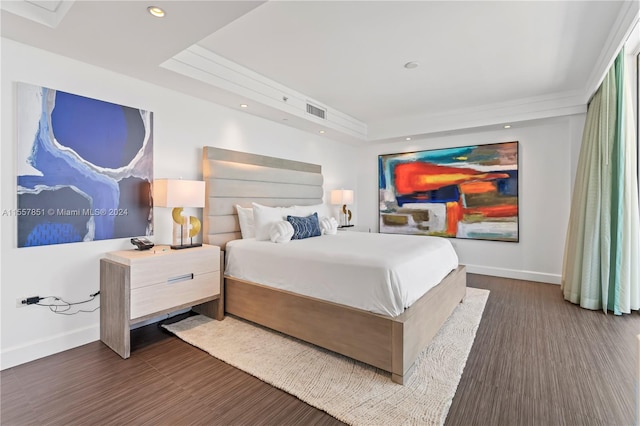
[202,146,467,384]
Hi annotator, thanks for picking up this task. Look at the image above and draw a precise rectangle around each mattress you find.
[224,232,459,316]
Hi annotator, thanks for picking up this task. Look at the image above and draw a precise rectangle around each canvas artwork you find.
[379,142,518,242]
[15,83,154,247]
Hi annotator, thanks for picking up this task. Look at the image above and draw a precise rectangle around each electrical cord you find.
[35,291,100,315]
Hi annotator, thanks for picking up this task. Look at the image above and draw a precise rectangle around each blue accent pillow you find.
[286,213,322,240]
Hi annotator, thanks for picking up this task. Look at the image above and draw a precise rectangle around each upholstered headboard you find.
[202,147,323,249]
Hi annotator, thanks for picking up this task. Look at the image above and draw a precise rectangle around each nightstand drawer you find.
[130,271,220,320]
[122,247,220,290]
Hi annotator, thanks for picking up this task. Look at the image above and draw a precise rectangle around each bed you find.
[202,146,466,384]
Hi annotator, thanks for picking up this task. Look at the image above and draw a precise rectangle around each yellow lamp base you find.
[171,207,202,249]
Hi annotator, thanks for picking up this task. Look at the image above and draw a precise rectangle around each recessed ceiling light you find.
[319,130,325,134]
[504,125,511,129]
[240,104,248,108]
[404,62,419,69]
[147,6,165,18]
[405,137,412,141]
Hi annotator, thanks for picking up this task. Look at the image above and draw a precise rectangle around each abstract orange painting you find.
[378,142,519,242]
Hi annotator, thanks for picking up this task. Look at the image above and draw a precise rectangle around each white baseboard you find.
[465,264,561,285]
[0,308,192,370]
[1,325,99,370]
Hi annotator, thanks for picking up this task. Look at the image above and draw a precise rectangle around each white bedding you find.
[224,232,459,316]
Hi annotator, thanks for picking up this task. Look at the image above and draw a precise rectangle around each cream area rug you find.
[164,287,489,426]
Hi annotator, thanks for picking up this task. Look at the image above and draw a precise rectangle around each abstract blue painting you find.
[15,83,153,247]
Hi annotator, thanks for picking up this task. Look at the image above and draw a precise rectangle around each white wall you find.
[357,115,586,284]
[0,39,358,369]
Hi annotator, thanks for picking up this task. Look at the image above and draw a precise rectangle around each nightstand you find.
[100,244,222,358]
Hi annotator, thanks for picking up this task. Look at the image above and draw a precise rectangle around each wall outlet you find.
[16,296,38,308]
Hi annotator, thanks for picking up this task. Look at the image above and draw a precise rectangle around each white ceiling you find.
[1,1,635,143]
[199,1,618,123]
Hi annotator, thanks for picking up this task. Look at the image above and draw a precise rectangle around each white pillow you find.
[269,220,294,243]
[235,205,255,239]
[295,203,331,220]
[252,202,296,241]
[321,217,339,235]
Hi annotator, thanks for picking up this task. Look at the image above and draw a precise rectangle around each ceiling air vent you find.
[306,103,326,120]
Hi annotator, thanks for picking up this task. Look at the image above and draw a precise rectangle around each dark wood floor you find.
[2,274,638,425]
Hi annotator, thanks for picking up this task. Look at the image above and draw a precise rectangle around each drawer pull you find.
[167,273,194,284]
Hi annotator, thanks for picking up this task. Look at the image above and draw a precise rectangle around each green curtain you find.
[561,48,640,315]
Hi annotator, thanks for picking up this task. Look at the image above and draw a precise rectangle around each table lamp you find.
[331,189,354,227]
[154,179,205,249]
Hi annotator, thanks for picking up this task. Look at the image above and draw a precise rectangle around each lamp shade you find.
[330,189,354,205]
[154,179,205,208]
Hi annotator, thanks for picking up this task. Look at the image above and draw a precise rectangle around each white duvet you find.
[225,232,459,316]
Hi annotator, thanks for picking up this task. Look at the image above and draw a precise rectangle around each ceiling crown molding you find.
[584,0,639,101]
[161,45,368,144]
[368,90,587,142]
[1,0,75,28]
